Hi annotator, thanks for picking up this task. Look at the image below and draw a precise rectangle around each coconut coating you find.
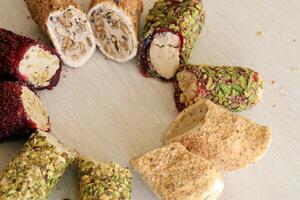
[0,28,62,90]
[0,82,50,142]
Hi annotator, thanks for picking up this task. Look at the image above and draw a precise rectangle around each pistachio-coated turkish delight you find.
[174,64,264,112]
[139,0,205,80]
[78,156,132,200]
[0,130,77,199]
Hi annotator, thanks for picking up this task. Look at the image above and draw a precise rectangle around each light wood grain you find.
[0,0,299,199]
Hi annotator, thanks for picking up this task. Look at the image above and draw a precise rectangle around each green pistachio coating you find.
[78,157,132,200]
[0,131,77,199]
[175,64,264,112]
[140,0,205,78]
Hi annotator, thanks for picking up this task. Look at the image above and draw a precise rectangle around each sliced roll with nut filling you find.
[0,82,50,142]
[131,142,224,200]
[165,99,272,171]
[139,0,205,80]
[0,130,77,199]
[77,156,132,200]
[174,64,264,112]
[88,0,143,62]
[0,28,61,90]
[25,0,96,68]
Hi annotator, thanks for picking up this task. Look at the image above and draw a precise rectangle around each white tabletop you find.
[0,0,299,199]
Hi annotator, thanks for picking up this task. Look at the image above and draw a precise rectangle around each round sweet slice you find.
[88,0,142,62]
[0,82,50,142]
[131,142,224,200]
[47,6,96,68]
[165,99,272,171]
[149,31,181,79]
[18,45,61,89]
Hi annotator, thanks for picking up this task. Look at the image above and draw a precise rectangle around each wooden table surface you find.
[0,0,299,199]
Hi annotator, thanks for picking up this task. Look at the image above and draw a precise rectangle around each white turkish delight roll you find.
[88,0,143,62]
[25,0,96,68]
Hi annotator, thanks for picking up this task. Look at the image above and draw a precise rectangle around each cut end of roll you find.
[21,86,50,132]
[88,2,138,62]
[149,31,181,79]
[18,45,61,89]
[47,6,96,68]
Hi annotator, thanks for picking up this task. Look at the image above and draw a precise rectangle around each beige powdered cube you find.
[88,0,143,62]
[164,99,272,171]
[25,0,96,68]
[131,142,224,200]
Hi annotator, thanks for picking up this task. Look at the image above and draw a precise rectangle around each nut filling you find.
[176,70,198,106]
[21,86,50,131]
[47,6,95,68]
[89,4,136,62]
[149,31,180,79]
[19,45,60,88]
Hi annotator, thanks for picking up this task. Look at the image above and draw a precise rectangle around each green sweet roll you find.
[78,156,132,200]
[139,0,205,80]
[0,130,77,199]
[174,64,264,112]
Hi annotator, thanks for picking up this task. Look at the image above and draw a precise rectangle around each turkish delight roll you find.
[88,0,143,62]
[0,28,62,90]
[139,0,205,80]
[78,156,132,200]
[0,82,50,142]
[25,0,96,68]
[174,64,264,112]
[0,130,77,199]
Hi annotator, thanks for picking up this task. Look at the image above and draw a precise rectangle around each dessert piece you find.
[131,142,224,200]
[164,99,272,171]
[0,130,77,199]
[174,64,264,112]
[139,0,205,80]
[0,28,62,90]
[78,156,132,200]
[25,0,96,68]
[0,82,50,142]
[88,0,143,62]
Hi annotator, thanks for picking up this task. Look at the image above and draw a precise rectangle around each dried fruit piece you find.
[174,64,264,112]
[131,142,224,200]
[0,130,77,199]
[0,28,61,90]
[0,82,50,142]
[139,0,205,80]
[25,0,96,68]
[88,0,143,62]
[165,99,272,171]
[78,156,132,200]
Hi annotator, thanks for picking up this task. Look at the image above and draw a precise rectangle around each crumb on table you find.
[256,31,263,36]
